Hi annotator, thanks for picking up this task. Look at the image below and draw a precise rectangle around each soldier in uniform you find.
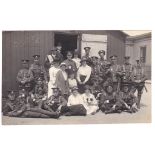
[83,47,92,66]
[90,56,102,96]
[118,83,138,113]
[43,87,67,114]
[7,88,28,117]
[121,56,134,85]
[2,90,17,115]
[98,85,122,114]
[29,54,47,82]
[29,86,47,109]
[63,51,77,75]
[109,55,122,91]
[131,60,147,109]
[17,59,33,92]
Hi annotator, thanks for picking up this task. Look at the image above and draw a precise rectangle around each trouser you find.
[99,101,122,113]
[132,82,144,108]
[61,104,87,116]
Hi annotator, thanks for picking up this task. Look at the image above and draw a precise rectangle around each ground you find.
[2,83,151,125]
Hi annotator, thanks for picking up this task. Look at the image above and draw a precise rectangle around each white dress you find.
[67,93,87,109]
[48,66,60,97]
[82,93,99,115]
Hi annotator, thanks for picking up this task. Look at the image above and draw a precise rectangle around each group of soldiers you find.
[2,44,147,118]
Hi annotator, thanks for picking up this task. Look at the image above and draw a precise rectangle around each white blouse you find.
[67,94,85,107]
[77,65,92,83]
[49,66,60,84]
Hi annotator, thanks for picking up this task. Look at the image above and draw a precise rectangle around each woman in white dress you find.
[48,61,60,98]
[82,85,99,115]
[77,56,92,93]
[61,86,87,116]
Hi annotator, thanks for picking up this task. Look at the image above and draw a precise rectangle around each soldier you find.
[63,51,77,75]
[98,85,122,114]
[109,55,122,91]
[29,86,47,109]
[29,55,48,87]
[17,59,33,92]
[7,88,28,117]
[43,87,67,114]
[83,47,92,66]
[118,83,138,113]
[121,56,134,84]
[44,49,57,71]
[2,90,17,115]
[55,43,64,62]
[131,60,147,109]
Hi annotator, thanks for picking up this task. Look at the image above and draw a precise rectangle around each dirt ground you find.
[2,83,151,125]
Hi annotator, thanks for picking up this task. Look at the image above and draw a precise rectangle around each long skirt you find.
[61,104,87,116]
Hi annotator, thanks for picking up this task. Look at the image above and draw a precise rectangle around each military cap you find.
[91,56,98,59]
[84,47,91,50]
[33,55,40,59]
[60,62,67,67]
[71,86,78,91]
[98,50,105,55]
[51,87,59,90]
[124,56,130,59]
[21,59,29,63]
[80,56,87,63]
[109,55,117,59]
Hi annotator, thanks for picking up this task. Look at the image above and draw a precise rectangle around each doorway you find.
[54,33,78,59]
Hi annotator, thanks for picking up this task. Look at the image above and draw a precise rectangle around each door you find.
[81,34,107,58]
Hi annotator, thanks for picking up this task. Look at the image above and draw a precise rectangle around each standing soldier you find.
[29,55,48,89]
[44,49,57,71]
[98,50,112,87]
[17,60,33,92]
[109,55,122,91]
[131,60,147,109]
[83,47,92,66]
[121,56,134,84]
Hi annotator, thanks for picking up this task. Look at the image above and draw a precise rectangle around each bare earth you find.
[2,84,151,125]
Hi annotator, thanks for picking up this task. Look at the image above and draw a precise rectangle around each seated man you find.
[28,87,47,109]
[61,86,87,116]
[2,90,17,115]
[98,85,122,114]
[7,89,28,117]
[43,87,67,113]
[118,83,138,113]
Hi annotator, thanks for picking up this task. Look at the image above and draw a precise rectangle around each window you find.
[140,46,146,63]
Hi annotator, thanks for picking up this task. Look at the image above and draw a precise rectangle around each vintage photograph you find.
[1,30,151,125]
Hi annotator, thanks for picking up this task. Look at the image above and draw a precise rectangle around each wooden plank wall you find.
[2,30,126,97]
[2,31,54,97]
